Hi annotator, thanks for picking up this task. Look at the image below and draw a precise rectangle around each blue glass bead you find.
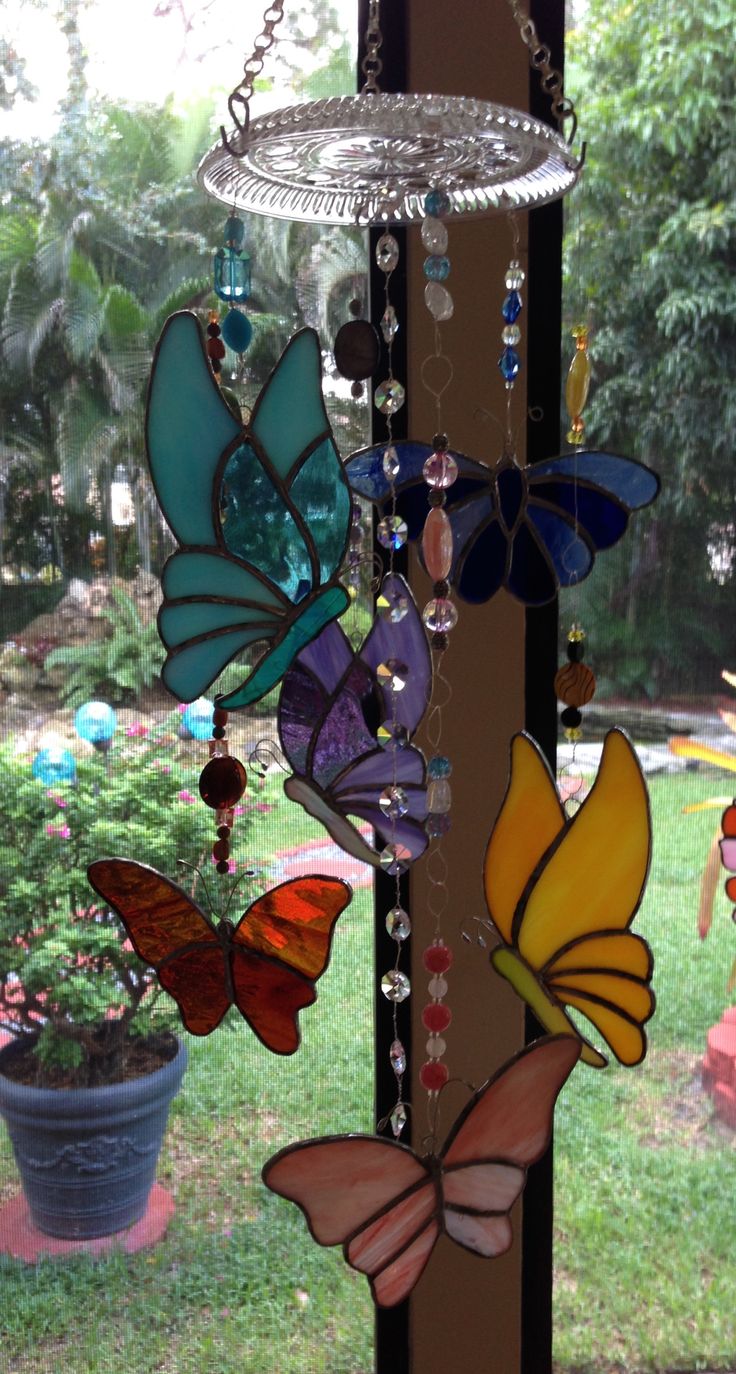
[221,307,253,353]
[502,290,522,323]
[424,189,451,217]
[223,214,245,249]
[427,755,452,780]
[32,746,76,787]
[213,247,251,304]
[423,255,451,282]
[498,347,521,382]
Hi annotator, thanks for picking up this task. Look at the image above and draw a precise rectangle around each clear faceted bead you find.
[381,305,399,343]
[382,444,401,480]
[376,233,400,272]
[386,904,412,940]
[374,378,406,415]
[421,215,448,253]
[390,1102,408,1138]
[379,784,409,820]
[422,597,458,633]
[423,450,458,488]
[390,1039,407,1076]
[377,584,409,622]
[428,975,448,998]
[377,721,409,749]
[424,282,454,321]
[381,969,411,1003]
[426,812,451,838]
[505,260,526,290]
[376,658,409,693]
[426,1036,447,1059]
[377,514,408,551]
[379,843,411,874]
[502,324,521,346]
[427,778,452,813]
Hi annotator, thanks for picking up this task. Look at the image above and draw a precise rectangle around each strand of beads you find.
[498,251,525,444]
[213,211,253,359]
[554,623,597,749]
[379,652,412,1139]
[719,803,736,921]
[197,699,248,874]
[422,189,453,326]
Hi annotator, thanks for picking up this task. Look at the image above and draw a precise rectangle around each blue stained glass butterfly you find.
[345,442,660,606]
[146,312,352,709]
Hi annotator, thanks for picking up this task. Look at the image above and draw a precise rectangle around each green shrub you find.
[44,586,164,706]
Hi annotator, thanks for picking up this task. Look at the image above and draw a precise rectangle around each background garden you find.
[0,0,734,1371]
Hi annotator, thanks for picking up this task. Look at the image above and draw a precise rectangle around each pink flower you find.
[125,722,149,737]
[46,792,68,808]
[256,803,272,813]
[177,703,187,714]
[177,789,196,804]
[46,823,71,839]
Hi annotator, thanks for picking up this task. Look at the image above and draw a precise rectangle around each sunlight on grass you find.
[553,771,736,1374]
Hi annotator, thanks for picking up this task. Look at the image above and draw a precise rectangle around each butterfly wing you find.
[279,577,430,867]
[263,1134,438,1306]
[86,858,230,1035]
[229,876,352,1054]
[147,315,350,708]
[485,731,654,1066]
[439,1036,580,1255]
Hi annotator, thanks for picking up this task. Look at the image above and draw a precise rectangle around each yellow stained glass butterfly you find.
[484,728,654,1068]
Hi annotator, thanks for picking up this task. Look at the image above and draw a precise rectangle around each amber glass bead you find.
[207,337,226,360]
[213,706,228,727]
[216,859,230,875]
[217,824,231,839]
[554,662,596,707]
[199,755,247,809]
[212,838,230,862]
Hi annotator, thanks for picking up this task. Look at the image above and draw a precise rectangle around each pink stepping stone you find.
[702,1007,736,1128]
[0,1183,175,1263]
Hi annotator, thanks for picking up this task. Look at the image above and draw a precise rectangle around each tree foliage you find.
[565,0,735,696]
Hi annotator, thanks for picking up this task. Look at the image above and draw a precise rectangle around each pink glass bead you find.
[423,941,453,974]
[422,507,453,581]
[422,1003,452,1033]
[420,1060,449,1092]
[423,450,458,489]
[720,837,736,871]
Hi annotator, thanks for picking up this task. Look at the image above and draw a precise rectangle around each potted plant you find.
[0,717,256,1240]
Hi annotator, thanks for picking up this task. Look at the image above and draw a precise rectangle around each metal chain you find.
[221,1,286,157]
[361,0,383,94]
[506,0,578,143]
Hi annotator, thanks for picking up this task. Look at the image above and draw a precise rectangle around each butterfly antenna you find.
[459,914,497,950]
[222,865,258,922]
[248,738,288,776]
[176,858,216,917]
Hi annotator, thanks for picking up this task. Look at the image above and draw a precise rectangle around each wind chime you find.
[88,0,661,1310]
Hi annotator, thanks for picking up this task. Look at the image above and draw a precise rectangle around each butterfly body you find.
[146,312,352,709]
[346,441,660,606]
[263,1035,580,1306]
[87,859,352,1052]
[484,729,655,1067]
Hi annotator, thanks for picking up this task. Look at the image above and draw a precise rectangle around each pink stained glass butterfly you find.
[262,1035,580,1307]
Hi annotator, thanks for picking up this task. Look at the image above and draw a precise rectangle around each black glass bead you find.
[432,631,449,652]
[433,579,450,598]
[349,298,362,317]
[217,825,231,839]
[206,322,221,337]
[212,725,226,739]
[566,639,585,663]
[560,706,582,728]
[334,319,381,380]
[432,433,448,451]
[216,859,230,875]
[428,490,446,508]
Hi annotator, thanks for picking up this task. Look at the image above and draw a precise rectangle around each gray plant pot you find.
[0,1036,187,1240]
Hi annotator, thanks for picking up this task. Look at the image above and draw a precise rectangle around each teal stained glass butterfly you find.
[146,313,351,710]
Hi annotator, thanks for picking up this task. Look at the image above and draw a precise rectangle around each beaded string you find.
[373,211,414,1138]
[198,698,248,873]
[497,215,525,456]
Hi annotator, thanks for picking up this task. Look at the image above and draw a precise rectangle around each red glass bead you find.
[207,337,226,360]
[722,803,736,837]
[216,859,230,875]
[213,707,228,727]
[422,941,453,974]
[212,838,230,861]
[216,824,231,839]
[199,755,247,809]
[422,1003,452,1033]
[726,875,736,902]
[419,1060,449,1092]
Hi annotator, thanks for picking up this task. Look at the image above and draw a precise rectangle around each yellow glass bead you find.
[567,625,586,643]
[565,349,591,422]
[564,726,583,742]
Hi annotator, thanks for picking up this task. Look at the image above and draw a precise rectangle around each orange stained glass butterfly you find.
[263,1035,580,1308]
[87,859,352,1052]
[484,728,654,1068]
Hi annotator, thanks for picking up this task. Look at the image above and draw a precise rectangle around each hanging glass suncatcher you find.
[72,0,666,1317]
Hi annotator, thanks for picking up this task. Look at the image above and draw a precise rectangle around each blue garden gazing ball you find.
[32,746,77,787]
[74,701,117,744]
[182,697,214,741]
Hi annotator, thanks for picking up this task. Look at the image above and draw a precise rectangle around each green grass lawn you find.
[553,770,736,1374]
[0,803,375,1374]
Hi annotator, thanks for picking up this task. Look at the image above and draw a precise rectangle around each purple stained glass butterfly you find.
[278,574,432,873]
